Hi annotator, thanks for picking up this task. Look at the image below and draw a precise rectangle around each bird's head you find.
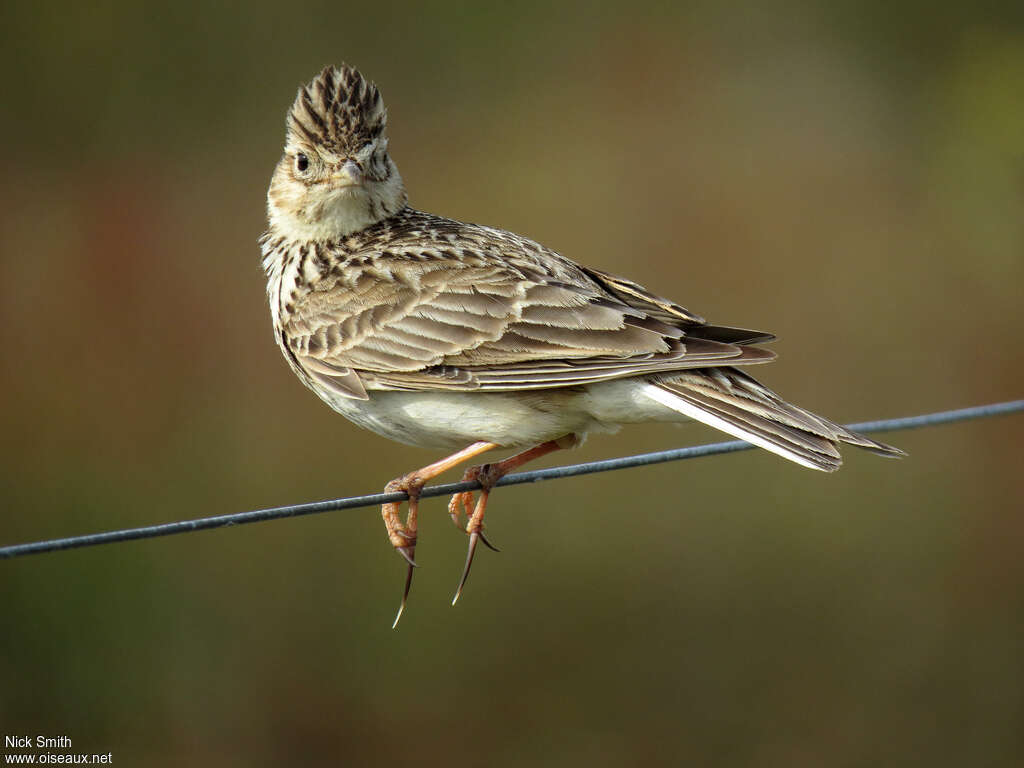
[267,65,407,240]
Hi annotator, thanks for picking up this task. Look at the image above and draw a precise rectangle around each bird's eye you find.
[295,153,310,173]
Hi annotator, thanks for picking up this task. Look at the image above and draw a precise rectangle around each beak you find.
[332,158,364,187]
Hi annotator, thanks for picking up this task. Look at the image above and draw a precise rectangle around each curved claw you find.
[478,529,500,553]
[452,531,481,606]
[396,545,418,568]
[392,561,415,629]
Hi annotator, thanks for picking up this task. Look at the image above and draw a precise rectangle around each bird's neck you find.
[268,172,408,242]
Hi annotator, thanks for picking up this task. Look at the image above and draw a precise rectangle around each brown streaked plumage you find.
[261,64,904,625]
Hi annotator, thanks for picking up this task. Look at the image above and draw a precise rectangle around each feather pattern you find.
[262,64,904,470]
[646,369,901,471]
[266,208,772,392]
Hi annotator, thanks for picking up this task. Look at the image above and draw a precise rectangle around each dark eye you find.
[295,153,309,173]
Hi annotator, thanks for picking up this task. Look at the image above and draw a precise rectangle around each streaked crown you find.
[287,65,387,154]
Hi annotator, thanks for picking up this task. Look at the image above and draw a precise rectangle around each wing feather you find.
[280,211,779,398]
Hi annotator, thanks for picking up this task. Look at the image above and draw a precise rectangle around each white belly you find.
[321,379,685,450]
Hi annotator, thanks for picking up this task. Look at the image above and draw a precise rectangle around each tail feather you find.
[644,368,905,472]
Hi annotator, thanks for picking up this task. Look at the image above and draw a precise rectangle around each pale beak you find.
[332,159,364,187]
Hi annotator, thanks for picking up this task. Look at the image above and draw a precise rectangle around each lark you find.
[261,65,903,625]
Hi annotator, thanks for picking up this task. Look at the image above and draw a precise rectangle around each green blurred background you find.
[2,1,1023,765]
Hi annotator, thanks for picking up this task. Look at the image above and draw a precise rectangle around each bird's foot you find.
[450,462,507,605]
[381,441,499,627]
[447,466,500,552]
[382,474,426,628]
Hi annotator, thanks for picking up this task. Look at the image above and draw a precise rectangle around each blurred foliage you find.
[1,1,1023,766]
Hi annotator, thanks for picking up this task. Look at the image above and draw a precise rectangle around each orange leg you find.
[448,437,572,605]
[383,441,497,627]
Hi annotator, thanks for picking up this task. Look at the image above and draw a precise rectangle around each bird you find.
[260,64,904,626]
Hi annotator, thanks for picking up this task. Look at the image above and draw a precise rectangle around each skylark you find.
[261,64,903,625]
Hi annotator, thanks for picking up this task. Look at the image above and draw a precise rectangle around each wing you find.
[281,215,775,400]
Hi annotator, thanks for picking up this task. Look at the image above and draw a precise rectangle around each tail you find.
[643,368,905,472]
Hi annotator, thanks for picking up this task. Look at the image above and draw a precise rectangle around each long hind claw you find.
[452,531,481,606]
[392,561,415,629]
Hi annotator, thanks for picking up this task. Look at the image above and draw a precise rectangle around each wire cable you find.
[2,399,1021,560]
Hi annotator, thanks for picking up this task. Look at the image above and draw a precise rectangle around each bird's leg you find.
[451,437,574,605]
[382,440,497,627]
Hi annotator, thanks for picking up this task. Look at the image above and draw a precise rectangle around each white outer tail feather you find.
[640,383,827,471]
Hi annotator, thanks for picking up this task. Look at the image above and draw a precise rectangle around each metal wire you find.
[2,399,1021,560]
